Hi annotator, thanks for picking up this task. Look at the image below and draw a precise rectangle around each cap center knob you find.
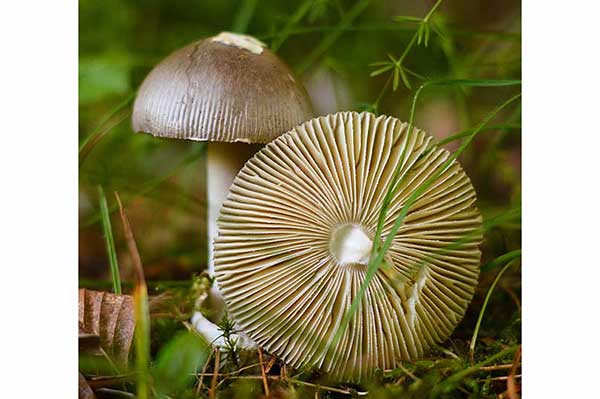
[330,224,372,266]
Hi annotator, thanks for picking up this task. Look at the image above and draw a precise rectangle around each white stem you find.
[207,141,260,276]
[192,141,260,348]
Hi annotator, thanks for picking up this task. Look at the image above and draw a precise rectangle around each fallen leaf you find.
[79,288,135,366]
[79,372,96,399]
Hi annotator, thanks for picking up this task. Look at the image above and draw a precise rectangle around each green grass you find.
[97,185,121,294]
[470,258,520,359]
[295,0,371,75]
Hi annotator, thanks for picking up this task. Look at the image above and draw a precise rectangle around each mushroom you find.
[214,111,483,381]
[132,32,313,341]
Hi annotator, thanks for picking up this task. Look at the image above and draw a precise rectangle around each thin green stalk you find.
[481,249,522,273]
[374,79,521,263]
[479,103,522,171]
[373,0,444,93]
[366,2,448,196]
[398,30,419,63]
[424,0,444,21]
[271,0,314,52]
[97,185,121,294]
[134,284,150,399]
[399,0,442,63]
[256,24,521,42]
[83,143,206,228]
[296,0,370,75]
[230,0,258,34]
[469,259,519,360]
[435,124,521,147]
[370,73,393,113]
[79,93,135,165]
[79,93,134,150]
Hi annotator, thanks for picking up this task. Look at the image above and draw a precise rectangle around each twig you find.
[258,347,270,397]
[200,362,264,379]
[209,348,220,399]
[88,373,135,388]
[507,346,522,399]
[478,374,522,382]
[94,388,136,398]
[480,363,517,372]
[287,378,368,396]
[196,346,214,395]
[265,357,277,374]
[115,192,150,399]
[395,362,420,381]
[212,375,364,396]
[438,346,460,360]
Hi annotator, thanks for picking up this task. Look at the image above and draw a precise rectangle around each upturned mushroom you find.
[132,32,313,342]
[215,111,483,381]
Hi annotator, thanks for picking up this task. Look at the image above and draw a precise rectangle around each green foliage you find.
[153,331,210,398]
[79,55,130,105]
[97,185,121,294]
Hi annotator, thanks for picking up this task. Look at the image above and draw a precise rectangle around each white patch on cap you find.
[211,32,266,55]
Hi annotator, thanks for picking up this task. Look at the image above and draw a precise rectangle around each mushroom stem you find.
[206,141,261,317]
[192,141,261,349]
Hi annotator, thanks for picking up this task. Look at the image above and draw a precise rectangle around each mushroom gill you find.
[214,111,483,381]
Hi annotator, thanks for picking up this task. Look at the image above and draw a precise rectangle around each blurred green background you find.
[79,0,520,289]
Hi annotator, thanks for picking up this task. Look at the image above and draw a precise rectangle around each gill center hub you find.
[330,224,373,266]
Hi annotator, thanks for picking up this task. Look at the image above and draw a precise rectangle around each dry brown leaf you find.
[79,372,96,399]
[79,288,135,366]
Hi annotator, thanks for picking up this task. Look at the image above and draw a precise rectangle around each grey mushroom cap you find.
[214,111,483,381]
[132,32,314,143]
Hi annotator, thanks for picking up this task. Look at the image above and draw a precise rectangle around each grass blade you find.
[230,0,258,34]
[393,16,423,24]
[433,345,518,396]
[481,249,522,273]
[271,0,314,52]
[83,143,205,228]
[296,0,370,74]
[115,192,150,399]
[469,259,519,360]
[369,64,393,77]
[98,185,121,294]
[79,93,134,165]
[435,124,521,147]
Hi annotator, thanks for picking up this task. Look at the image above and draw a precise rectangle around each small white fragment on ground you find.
[191,311,257,349]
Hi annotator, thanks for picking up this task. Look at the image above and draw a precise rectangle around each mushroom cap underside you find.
[214,111,483,381]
